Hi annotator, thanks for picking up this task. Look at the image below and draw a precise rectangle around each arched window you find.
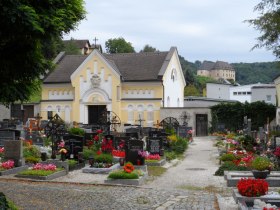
[47,106,53,120]
[147,105,154,127]
[65,106,70,123]
[56,105,61,113]
[167,96,170,107]
[137,105,144,121]
[171,68,177,82]
[128,105,134,123]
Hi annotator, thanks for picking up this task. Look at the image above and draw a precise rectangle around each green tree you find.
[0,0,86,106]
[184,85,200,96]
[247,0,280,58]
[105,37,135,53]
[141,44,157,52]
[62,39,81,55]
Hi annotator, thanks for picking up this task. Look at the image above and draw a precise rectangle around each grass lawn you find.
[147,166,167,176]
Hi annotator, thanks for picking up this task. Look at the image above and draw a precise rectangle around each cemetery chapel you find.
[40,47,186,130]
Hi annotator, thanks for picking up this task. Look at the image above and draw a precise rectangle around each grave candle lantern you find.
[89,156,95,167]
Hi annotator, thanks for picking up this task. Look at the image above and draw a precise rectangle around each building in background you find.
[40,47,186,129]
[229,83,276,105]
[197,60,235,81]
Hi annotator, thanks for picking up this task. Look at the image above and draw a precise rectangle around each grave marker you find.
[4,140,24,167]
[0,130,15,146]
[178,126,192,138]
[125,140,144,165]
[147,138,163,154]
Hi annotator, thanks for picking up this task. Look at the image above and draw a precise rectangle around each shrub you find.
[25,156,40,164]
[108,170,139,179]
[94,153,113,163]
[68,159,78,168]
[220,153,236,162]
[214,161,248,176]
[237,178,268,197]
[23,145,41,159]
[165,151,177,161]
[170,136,188,154]
[251,156,271,171]
[82,148,95,160]
[68,127,85,136]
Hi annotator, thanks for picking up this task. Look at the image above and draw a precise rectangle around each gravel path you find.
[145,136,226,190]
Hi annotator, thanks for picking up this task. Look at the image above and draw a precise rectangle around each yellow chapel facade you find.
[40,47,186,130]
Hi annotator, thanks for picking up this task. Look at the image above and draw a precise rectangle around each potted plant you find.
[251,156,271,179]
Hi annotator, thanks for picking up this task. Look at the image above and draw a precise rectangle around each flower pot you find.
[252,170,269,179]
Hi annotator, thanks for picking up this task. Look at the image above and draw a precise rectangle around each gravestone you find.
[125,132,139,139]
[125,140,144,165]
[142,127,152,136]
[114,136,130,150]
[147,138,163,155]
[259,127,264,140]
[4,140,24,167]
[24,132,43,146]
[178,126,192,138]
[63,134,84,159]
[0,121,8,129]
[0,130,15,146]
[149,130,162,138]
[274,136,280,149]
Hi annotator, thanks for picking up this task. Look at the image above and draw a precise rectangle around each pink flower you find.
[32,163,56,171]
[57,140,65,148]
[0,147,4,153]
[1,160,15,169]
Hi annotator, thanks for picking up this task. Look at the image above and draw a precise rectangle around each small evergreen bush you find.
[68,127,85,136]
[108,170,139,179]
[214,161,248,176]
[219,153,236,162]
[95,153,113,163]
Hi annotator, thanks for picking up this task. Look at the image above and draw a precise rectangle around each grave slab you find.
[225,171,280,187]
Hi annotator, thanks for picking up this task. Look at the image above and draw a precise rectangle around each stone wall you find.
[160,107,212,136]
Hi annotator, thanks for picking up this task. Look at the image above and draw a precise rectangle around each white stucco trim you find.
[80,88,111,103]
[70,49,121,81]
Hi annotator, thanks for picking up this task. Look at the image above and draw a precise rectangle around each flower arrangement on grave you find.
[107,162,143,179]
[18,163,63,176]
[32,163,57,171]
[0,160,14,171]
[146,154,161,161]
[89,129,104,152]
[251,156,271,171]
[101,138,114,153]
[123,162,134,173]
[112,150,125,158]
[274,146,280,158]
[237,178,268,197]
[0,147,4,158]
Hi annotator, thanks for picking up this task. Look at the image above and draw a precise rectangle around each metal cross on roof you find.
[93,37,98,46]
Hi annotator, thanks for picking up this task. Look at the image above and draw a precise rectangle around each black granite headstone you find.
[0,130,15,146]
[178,126,192,138]
[125,140,144,165]
[147,138,163,154]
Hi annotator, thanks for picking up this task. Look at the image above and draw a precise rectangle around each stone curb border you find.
[0,166,29,176]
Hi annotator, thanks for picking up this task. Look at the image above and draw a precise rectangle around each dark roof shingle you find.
[43,50,171,83]
[198,61,215,70]
[103,51,169,81]
[44,55,88,83]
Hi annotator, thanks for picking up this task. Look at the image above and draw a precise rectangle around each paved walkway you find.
[0,136,232,209]
[146,136,226,189]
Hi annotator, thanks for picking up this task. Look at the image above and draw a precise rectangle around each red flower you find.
[97,129,103,134]
[94,135,99,141]
[237,178,268,197]
[96,150,102,155]
[123,163,134,173]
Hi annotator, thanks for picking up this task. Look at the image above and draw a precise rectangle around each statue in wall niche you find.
[91,74,101,88]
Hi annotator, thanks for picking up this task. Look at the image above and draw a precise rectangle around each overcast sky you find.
[64,0,277,63]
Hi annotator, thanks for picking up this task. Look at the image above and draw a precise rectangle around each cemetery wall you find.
[160,107,211,135]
